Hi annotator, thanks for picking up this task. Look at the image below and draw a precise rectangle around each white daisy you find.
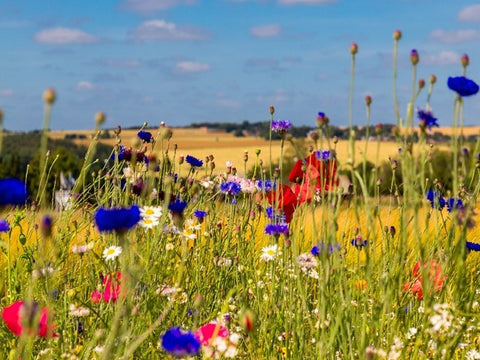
[102,246,122,261]
[139,217,160,229]
[260,244,280,262]
[140,206,162,219]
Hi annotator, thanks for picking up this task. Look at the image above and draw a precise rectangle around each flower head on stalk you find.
[94,205,140,233]
[186,155,203,168]
[220,181,242,196]
[2,301,58,338]
[265,223,289,237]
[137,130,153,143]
[0,178,27,206]
[271,120,291,137]
[447,76,479,97]
[315,149,334,162]
[417,108,439,131]
[161,327,201,357]
[426,190,446,210]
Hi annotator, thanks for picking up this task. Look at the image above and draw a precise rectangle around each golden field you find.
[47,126,463,173]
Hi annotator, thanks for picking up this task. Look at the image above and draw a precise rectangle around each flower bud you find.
[178,155,184,165]
[350,42,358,55]
[393,29,402,41]
[269,105,275,115]
[0,108,3,122]
[418,79,425,89]
[255,149,261,156]
[40,215,53,238]
[410,49,419,65]
[43,88,56,105]
[461,53,469,68]
[332,136,338,144]
[241,309,255,332]
[375,123,383,135]
[364,95,372,106]
[429,74,437,84]
[317,112,329,127]
[95,111,106,126]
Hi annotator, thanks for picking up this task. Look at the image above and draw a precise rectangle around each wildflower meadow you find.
[2,30,480,360]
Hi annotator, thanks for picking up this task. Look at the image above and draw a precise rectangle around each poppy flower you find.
[91,272,122,303]
[2,301,58,338]
[447,76,479,97]
[404,260,444,300]
[266,184,298,223]
[194,322,229,346]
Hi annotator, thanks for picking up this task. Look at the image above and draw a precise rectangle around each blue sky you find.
[1,0,479,131]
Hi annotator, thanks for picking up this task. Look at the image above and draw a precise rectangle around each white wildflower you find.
[69,304,91,317]
[260,244,280,262]
[102,246,122,261]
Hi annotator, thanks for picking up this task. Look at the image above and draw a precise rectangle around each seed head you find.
[43,88,56,105]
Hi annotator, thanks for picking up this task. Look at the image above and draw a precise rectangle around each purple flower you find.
[257,180,276,192]
[427,190,446,210]
[161,327,200,357]
[94,205,140,233]
[315,150,333,162]
[417,108,439,130]
[271,120,292,135]
[0,218,9,232]
[466,241,480,252]
[265,223,289,236]
[310,245,320,256]
[193,210,207,221]
[185,155,203,167]
[220,181,241,196]
[351,236,368,249]
[137,130,153,143]
[168,200,188,214]
[448,76,479,97]
[446,198,463,213]
[0,178,27,206]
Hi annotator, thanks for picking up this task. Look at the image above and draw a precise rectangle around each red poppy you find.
[194,322,229,346]
[2,301,58,338]
[289,152,339,203]
[404,260,444,300]
[91,272,122,303]
[266,184,298,223]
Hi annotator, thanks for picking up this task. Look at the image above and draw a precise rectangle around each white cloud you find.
[75,81,95,91]
[120,0,196,12]
[458,4,480,22]
[429,29,480,43]
[0,89,14,97]
[105,60,142,68]
[35,27,98,45]
[132,20,210,41]
[423,51,459,66]
[174,61,210,73]
[277,0,335,4]
[250,24,282,38]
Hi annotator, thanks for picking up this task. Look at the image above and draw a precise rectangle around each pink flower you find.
[2,301,58,338]
[195,322,229,346]
[91,272,122,303]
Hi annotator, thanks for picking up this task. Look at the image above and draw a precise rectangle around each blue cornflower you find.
[137,130,153,143]
[351,236,368,249]
[271,120,292,135]
[447,76,479,97]
[220,181,242,196]
[446,198,464,213]
[417,109,439,130]
[161,327,201,357]
[257,180,276,192]
[0,178,27,206]
[193,210,207,221]
[0,218,9,232]
[94,205,140,233]
[310,245,320,256]
[426,190,446,210]
[265,223,289,236]
[466,241,480,252]
[168,200,188,214]
[185,155,203,167]
[315,150,333,162]
[266,206,274,219]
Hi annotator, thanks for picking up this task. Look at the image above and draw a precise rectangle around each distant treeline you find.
[186,121,473,142]
[0,131,113,201]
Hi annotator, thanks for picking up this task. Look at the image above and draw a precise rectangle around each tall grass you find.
[0,31,480,359]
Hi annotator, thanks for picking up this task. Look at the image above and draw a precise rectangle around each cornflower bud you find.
[461,54,469,68]
[178,155,184,165]
[43,88,56,105]
[429,74,437,84]
[364,95,372,106]
[350,42,358,55]
[375,123,383,135]
[95,111,106,126]
[418,79,425,89]
[269,105,275,115]
[410,49,419,65]
[393,29,402,41]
